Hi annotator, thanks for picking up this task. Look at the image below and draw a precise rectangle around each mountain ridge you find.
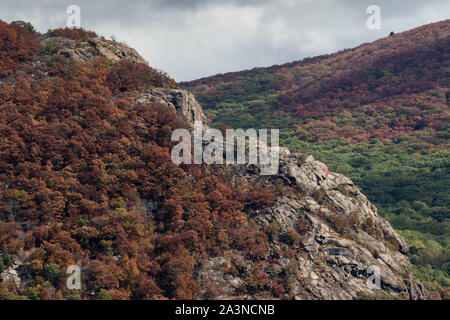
[182,19,449,85]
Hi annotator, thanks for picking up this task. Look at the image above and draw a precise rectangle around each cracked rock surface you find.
[197,153,424,300]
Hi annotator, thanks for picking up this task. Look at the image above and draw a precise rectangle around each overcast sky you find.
[1,0,449,81]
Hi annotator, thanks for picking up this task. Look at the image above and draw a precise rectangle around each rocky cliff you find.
[39,33,147,65]
[129,84,425,299]
[211,154,425,299]
[135,88,206,125]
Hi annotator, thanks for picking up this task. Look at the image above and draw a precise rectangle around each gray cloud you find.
[0,0,449,81]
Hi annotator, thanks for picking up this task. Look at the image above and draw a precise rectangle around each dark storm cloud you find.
[0,0,449,80]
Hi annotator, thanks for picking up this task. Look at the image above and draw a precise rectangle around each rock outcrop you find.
[135,88,206,125]
[0,264,22,288]
[196,154,425,299]
[39,34,148,65]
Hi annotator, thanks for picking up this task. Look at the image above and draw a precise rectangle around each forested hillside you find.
[0,21,276,299]
[0,20,430,300]
[182,20,450,294]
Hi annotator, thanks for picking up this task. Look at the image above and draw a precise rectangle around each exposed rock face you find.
[38,35,203,129]
[39,35,148,65]
[265,154,423,299]
[135,88,206,125]
[279,154,409,254]
[195,153,425,300]
[0,264,22,288]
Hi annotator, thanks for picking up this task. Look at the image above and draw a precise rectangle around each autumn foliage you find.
[0,20,42,77]
[107,60,177,93]
[0,21,277,300]
[47,27,97,41]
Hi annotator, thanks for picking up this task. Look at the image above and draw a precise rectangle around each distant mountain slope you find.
[182,20,449,142]
[182,20,450,296]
